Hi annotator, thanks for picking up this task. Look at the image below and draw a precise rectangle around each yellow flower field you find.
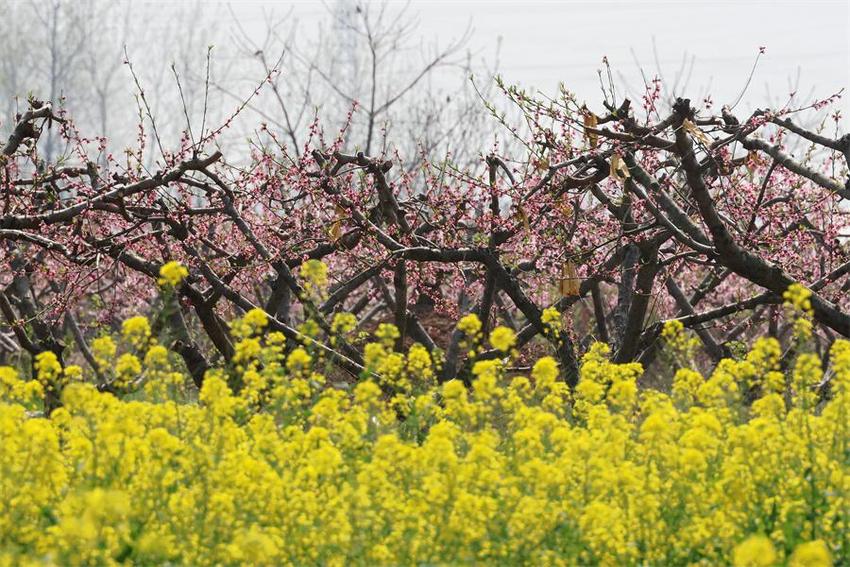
[0,289,847,565]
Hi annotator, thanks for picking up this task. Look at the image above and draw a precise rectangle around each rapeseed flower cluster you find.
[1,285,849,564]
[300,259,329,299]
[458,313,484,358]
[157,261,189,288]
[489,326,516,353]
[784,283,815,341]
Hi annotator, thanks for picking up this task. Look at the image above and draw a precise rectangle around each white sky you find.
[220,0,850,116]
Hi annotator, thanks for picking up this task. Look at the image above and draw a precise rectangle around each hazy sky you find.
[221,0,850,115]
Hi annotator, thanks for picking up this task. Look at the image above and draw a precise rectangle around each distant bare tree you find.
[0,0,217,164]
[223,0,496,168]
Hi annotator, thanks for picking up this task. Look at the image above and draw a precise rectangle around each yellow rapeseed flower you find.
[122,316,152,349]
[158,260,189,287]
[375,323,400,347]
[457,313,482,336]
[34,351,63,389]
[286,347,312,373]
[2,298,850,565]
[732,535,777,567]
[300,259,329,294]
[783,282,813,315]
[243,308,269,331]
[331,312,357,334]
[114,353,142,386]
[531,356,558,386]
[489,326,516,353]
[789,540,831,567]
